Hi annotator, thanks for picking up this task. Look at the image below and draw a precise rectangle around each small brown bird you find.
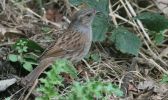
[21,8,96,86]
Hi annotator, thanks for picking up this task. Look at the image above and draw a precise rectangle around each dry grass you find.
[0,0,168,99]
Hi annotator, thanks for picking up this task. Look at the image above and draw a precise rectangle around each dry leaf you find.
[153,0,168,17]
[160,47,168,58]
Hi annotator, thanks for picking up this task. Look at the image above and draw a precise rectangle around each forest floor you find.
[0,0,168,100]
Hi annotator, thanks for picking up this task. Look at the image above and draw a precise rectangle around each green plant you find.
[8,39,43,71]
[36,59,123,100]
[136,12,168,44]
[85,52,101,62]
[110,27,141,56]
[69,0,142,56]
[36,59,77,100]
[160,74,168,83]
[70,0,109,41]
[41,26,52,33]
[136,12,168,32]
[4,97,10,100]
[64,81,123,100]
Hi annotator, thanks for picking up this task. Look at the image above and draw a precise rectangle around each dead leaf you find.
[137,88,154,100]
[138,79,168,99]
[153,0,168,17]
[138,80,157,91]
[160,47,168,58]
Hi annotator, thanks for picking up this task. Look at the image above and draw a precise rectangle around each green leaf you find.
[23,61,33,71]
[154,33,164,45]
[69,0,109,15]
[36,59,77,100]
[14,38,44,52]
[53,59,77,78]
[41,26,52,33]
[69,0,109,42]
[92,14,108,41]
[90,53,100,61]
[65,81,123,100]
[69,0,83,5]
[111,27,141,55]
[24,54,38,62]
[8,54,18,62]
[86,0,108,15]
[5,97,11,100]
[161,74,168,83]
[109,84,123,97]
[136,12,168,32]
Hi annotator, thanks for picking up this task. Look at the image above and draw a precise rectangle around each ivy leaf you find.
[92,14,108,41]
[136,12,168,32]
[111,27,141,56]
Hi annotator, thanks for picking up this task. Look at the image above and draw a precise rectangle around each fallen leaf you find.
[153,0,168,17]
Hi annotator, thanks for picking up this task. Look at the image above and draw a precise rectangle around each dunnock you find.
[21,8,96,86]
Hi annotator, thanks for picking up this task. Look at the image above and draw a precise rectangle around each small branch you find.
[82,59,96,74]
[109,0,118,26]
[24,79,38,100]
[10,0,62,28]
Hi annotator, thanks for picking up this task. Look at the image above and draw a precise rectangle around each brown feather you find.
[21,8,96,86]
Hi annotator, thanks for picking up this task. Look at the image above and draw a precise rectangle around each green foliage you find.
[90,53,101,62]
[8,54,18,62]
[64,81,123,100]
[161,74,168,83]
[70,0,108,15]
[8,39,42,71]
[69,0,82,5]
[69,0,109,42]
[23,61,36,71]
[153,32,164,45]
[135,12,167,45]
[93,14,109,41]
[13,38,44,52]
[14,39,28,53]
[14,0,23,2]
[86,0,109,15]
[36,59,77,100]
[136,12,168,32]
[5,97,11,100]
[110,27,141,56]
[70,0,143,55]
[41,26,52,33]
[85,52,101,62]
[36,59,123,100]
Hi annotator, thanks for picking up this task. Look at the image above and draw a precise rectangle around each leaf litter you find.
[0,0,168,100]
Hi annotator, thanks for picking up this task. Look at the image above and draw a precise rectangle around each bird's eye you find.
[86,13,92,17]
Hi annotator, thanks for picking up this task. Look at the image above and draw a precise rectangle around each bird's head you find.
[70,8,96,27]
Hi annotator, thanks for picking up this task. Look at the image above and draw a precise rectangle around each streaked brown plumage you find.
[21,8,96,86]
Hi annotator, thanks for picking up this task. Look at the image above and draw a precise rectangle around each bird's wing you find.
[40,30,86,60]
